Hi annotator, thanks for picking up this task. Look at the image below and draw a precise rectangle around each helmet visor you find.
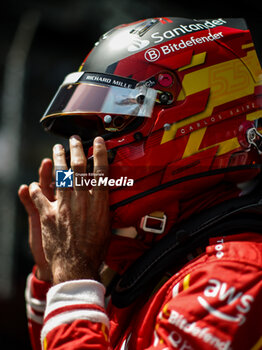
[41,72,157,123]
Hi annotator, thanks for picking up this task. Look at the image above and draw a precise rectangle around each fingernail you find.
[70,135,81,146]
[30,182,39,191]
[53,144,63,154]
[18,184,26,192]
[94,136,104,144]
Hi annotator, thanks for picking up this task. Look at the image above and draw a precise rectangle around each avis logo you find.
[127,38,150,52]
[56,169,74,187]
[198,279,254,325]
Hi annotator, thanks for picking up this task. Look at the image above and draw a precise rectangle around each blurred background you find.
[0,0,261,348]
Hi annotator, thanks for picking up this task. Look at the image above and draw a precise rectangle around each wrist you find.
[35,265,52,282]
[51,258,100,285]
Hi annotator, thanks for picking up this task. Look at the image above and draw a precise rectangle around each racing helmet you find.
[41,17,262,238]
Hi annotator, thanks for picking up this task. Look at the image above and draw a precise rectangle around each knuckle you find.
[95,168,104,175]
[55,149,65,157]
[53,144,65,156]
[94,165,108,178]
[71,157,86,168]
[94,144,105,158]
[71,140,81,148]
[29,184,39,199]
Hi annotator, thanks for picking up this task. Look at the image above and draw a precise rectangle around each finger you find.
[53,144,67,170]
[93,137,109,196]
[39,158,54,201]
[53,143,71,201]
[70,135,88,194]
[29,182,51,216]
[18,184,37,216]
[69,135,87,173]
[93,137,108,176]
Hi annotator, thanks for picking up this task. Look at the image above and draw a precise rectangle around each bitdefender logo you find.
[144,31,224,62]
[144,48,161,62]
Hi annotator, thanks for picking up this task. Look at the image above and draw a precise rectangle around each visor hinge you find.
[247,127,262,154]
[140,211,167,234]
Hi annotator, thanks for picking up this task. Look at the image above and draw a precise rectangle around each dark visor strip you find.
[79,72,138,89]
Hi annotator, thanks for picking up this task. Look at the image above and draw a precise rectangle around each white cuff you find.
[25,273,46,324]
[41,280,109,344]
[45,279,106,315]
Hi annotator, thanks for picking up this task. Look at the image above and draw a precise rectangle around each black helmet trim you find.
[80,72,138,89]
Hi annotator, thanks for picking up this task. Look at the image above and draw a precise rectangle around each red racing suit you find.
[25,233,262,350]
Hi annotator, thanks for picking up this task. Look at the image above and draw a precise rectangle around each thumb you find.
[29,182,51,215]
[18,184,38,216]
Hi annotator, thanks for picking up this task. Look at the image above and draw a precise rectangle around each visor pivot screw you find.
[164,123,171,131]
[159,92,170,105]
[134,132,143,141]
[136,94,145,104]
[104,115,112,124]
